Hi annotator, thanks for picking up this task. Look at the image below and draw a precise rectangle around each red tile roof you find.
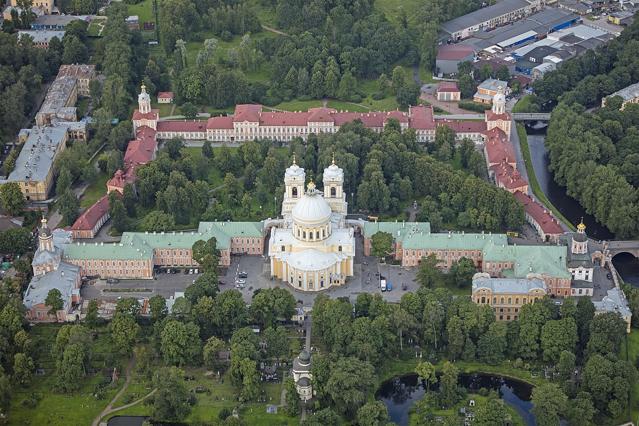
[484,129,515,167]
[437,82,460,93]
[408,105,436,130]
[234,104,262,122]
[124,128,158,169]
[157,91,174,99]
[307,107,336,123]
[491,161,527,191]
[132,109,159,121]
[207,115,234,129]
[485,110,511,121]
[260,111,309,126]
[107,169,136,191]
[156,120,206,133]
[437,44,474,61]
[71,194,110,231]
[437,120,487,133]
[513,191,563,235]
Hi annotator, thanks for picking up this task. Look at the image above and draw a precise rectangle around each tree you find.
[417,254,442,288]
[439,361,459,408]
[56,343,87,392]
[0,183,25,216]
[474,392,509,426]
[446,315,465,360]
[557,350,576,383]
[415,361,436,390]
[203,336,226,371]
[141,211,176,232]
[396,82,420,108]
[160,320,202,366]
[164,138,184,159]
[569,392,595,426]
[149,294,168,323]
[541,318,578,364]
[109,313,140,355]
[85,299,99,328]
[185,272,219,303]
[116,298,141,318]
[192,237,220,272]
[458,74,476,99]
[302,407,341,426]
[450,257,475,288]
[13,352,34,386]
[264,326,289,361]
[57,189,79,225]
[356,401,389,426]
[283,377,300,416]
[337,70,357,101]
[370,231,393,260]
[109,195,128,233]
[587,312,626,356]
[325,357,375,417]
[152,367,192,421]
[202,140,213,159]
[181,102,198,120]
[250,288,296,329]
[531,383,567,426]
[62,35,88,64]
[0,373,10,416]
[45,288,64,318]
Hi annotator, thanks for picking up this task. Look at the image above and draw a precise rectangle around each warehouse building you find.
[441,0,544,41]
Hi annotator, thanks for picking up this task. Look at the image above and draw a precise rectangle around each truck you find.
[380,279,387,292]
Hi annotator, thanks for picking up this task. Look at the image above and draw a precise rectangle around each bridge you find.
[511,112,551,121]
[606,241,639,259]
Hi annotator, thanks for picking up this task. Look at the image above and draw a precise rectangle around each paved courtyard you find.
[81,236,420,307]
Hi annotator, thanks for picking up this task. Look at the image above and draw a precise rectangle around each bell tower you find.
[492,86,506,115]
[282,156,306,217]
[571,219,588,255]
[322,154,347,214]
[138,83,151,114]
[38,217,54,253]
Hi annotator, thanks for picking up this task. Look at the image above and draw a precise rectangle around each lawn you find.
[127,0,155,25]
[516,124,576,232]
[87,16,107,38]
[621,329,639,424]
[269,99,322,112]
[512,95,539,113]
[106,367,297,425]
[80,172,109,208]
[374,0,421,24]
[8,325,127,426]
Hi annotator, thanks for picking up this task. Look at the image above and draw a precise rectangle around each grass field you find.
[621,329,639,424]
[127,0,155,25]
[8,325,127,426]
[516,124,576,232]
[80,173,109,208]
[268,99,323,111]
[512,95,539,113]
[374,0,421,23]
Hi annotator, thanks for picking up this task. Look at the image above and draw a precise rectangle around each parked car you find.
[106,278,119,284]
[236,278,246,285]
[239,272,248,278]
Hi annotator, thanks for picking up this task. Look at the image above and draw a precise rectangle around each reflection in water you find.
[525,130,613,240]
[376,373,535,426]
[613,253,639,286]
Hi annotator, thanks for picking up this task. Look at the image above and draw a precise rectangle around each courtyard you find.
[80,236,422,307]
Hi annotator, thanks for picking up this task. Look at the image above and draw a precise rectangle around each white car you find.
[236,279,246,285]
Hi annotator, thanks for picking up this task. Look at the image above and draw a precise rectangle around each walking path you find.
[261,24,288,36]
[92,355,137,426]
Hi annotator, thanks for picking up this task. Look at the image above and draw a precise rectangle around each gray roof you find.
[441,0,532,35]
[572,280,593,289]
[33,14,88,27]
[593,288,632,318]
[6,127,66,183]
[478,78,509,92]
[472,274,547,294]
[23,262,80,311]
[297,377,311,387]
[18,30,65,43]
[526,45,558,61]
[607,82,639,102]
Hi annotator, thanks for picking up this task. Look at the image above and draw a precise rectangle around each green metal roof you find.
[484,243,570,279]
[402,232,507,250]
[63,221,263,260]
[63,237,154,260]
[363,221,431,240]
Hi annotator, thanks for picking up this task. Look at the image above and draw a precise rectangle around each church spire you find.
[138,82,151,114]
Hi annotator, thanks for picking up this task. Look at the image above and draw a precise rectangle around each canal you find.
[524,125,639,285]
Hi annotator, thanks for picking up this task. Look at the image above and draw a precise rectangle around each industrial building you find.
[440,0,544,41]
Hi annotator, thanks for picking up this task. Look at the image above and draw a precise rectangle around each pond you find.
[107,416,149,426]
[376,372,535,426]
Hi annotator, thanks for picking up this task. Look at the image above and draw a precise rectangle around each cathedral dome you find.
[292,183,332,226]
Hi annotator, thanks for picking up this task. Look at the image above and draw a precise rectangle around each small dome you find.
[39,217,51,238]
[298,349,310,363]
[573,232,587,243]
[292,190,332,226]
[323,162,342,180]
[285,161,304,178]
[297,377,311,387]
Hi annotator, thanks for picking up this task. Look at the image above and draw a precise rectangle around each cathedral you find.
[268,157,355,291]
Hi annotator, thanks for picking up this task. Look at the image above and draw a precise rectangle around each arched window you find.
[330,187,336,197]
[508,297,512,304]
[315,231,319,239]
[292,187,298,198]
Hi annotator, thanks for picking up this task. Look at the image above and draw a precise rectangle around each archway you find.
[611,252,639,286]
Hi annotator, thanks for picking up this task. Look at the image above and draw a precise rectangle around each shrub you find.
[458,101,490,112]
